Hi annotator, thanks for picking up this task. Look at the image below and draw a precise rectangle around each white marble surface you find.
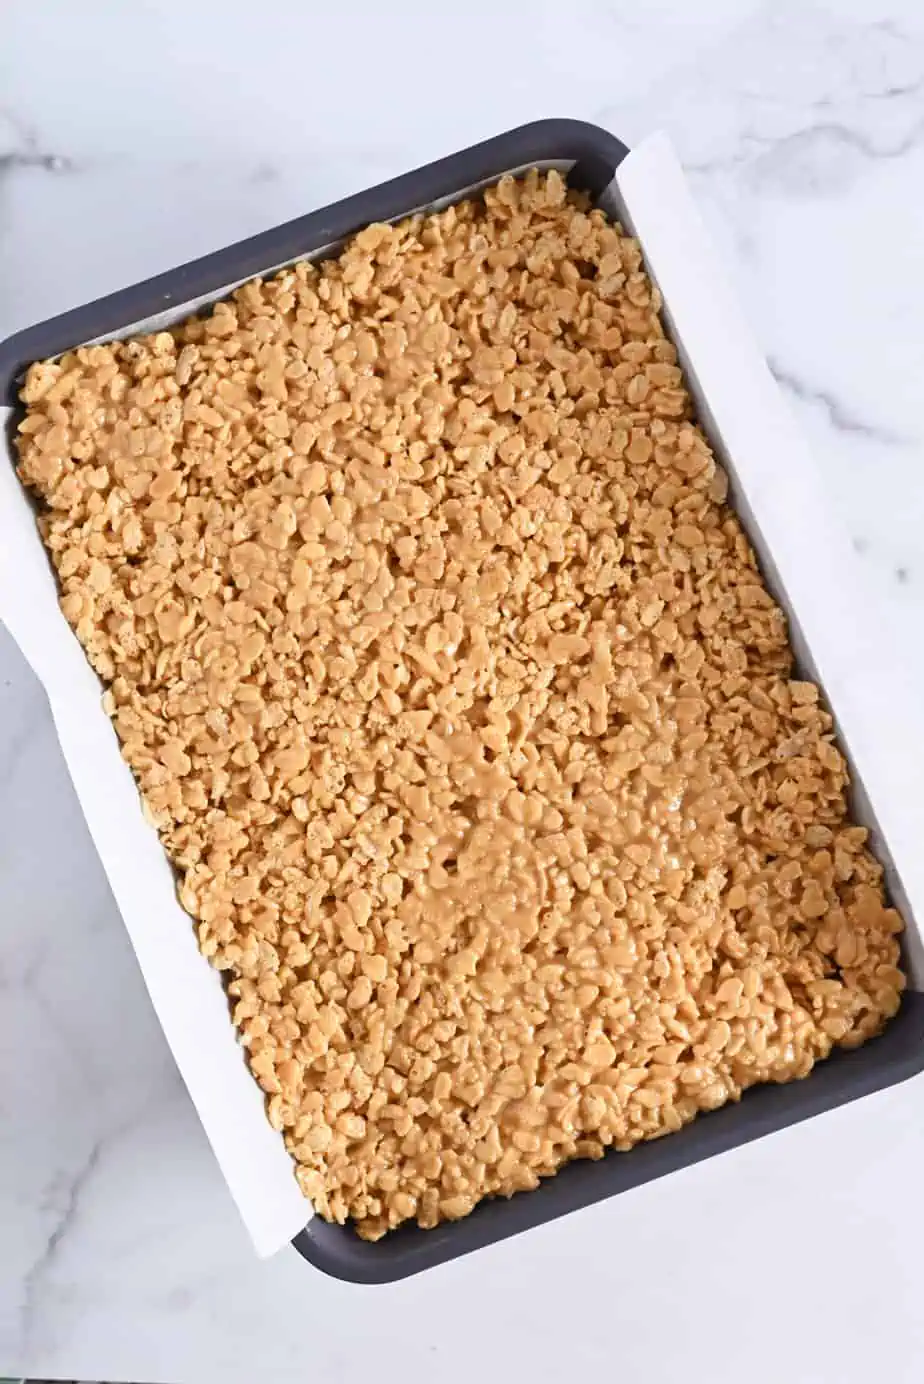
[3,2,924,1380]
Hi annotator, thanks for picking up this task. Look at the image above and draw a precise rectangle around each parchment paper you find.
[1,134,919,1257]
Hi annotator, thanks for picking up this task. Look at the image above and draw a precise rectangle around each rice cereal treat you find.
[16,170,905,1240]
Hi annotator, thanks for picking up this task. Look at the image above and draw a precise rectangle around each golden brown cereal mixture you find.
[17,170,905,1239]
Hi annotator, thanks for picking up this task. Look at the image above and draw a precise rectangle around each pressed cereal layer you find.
[17,170,905,1239]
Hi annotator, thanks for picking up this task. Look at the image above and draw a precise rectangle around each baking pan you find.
[3,119,922,1284]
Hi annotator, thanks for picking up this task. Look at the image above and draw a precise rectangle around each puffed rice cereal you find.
[16,170,905,1239]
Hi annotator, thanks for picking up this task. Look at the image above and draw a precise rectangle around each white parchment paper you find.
[0,440,310,1259]
[1,133,920,1257]
[609,135,923,984]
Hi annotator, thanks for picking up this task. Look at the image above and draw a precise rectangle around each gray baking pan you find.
[2,120,921,1284]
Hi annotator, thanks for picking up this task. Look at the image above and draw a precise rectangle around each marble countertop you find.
[3,2,924,1381]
